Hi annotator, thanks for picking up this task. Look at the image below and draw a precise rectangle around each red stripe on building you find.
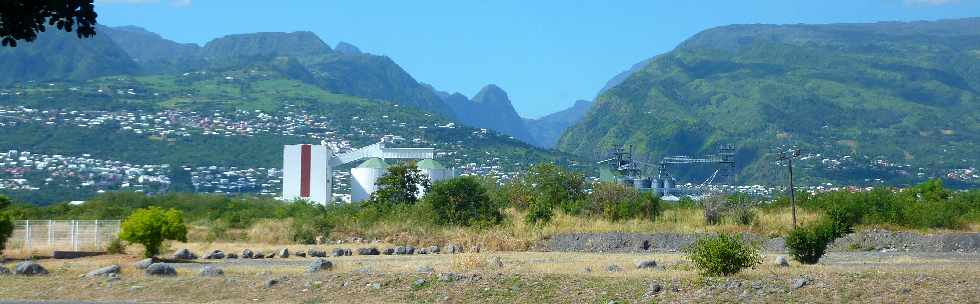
[300,144,311,197]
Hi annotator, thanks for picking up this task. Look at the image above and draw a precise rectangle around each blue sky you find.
[95,0,980,118]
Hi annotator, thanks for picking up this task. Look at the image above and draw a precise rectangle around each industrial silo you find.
[350,158,388,202]
[416,159,454,197]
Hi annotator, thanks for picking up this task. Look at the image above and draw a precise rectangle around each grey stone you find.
[416,265,434,273]
[445,244,462,254]
[308,248,326,257]
[306,258,334,273]
[253,252,266,259]
[382,247,395,255]
[606,264,623,272]
[85,265,121,277]
[775,256,789,267]
[199,265,224,277]
[438,272,462,282]
[14,261,48,276]
[648,282,663,294]
[368,282,382,289]
[635,260,657,269]
[226,253,238,259]
[241,249,254,259]
[265,278,279,288]
[356,247,380,255]
[792,278,809,289]
[295,251,306,258]
[428,245,441,254]
[278,248,290,258]
[413,279,427,287]
[145,263,176,276]
[203,250,225,259]
[0,266,10,275]
[267,251,277,258]
[418,248,429,254]
[172,248,198,260]
[134,258,157,269]
[332,248,351,257]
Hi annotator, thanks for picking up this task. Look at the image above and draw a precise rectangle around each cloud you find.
[903,0,960,6]
[96,0,191,7]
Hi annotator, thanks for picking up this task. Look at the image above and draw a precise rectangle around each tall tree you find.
[0,0,97,47]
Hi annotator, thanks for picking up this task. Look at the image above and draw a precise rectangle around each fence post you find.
[94,220,100,249]
[47,220,53,247]
[71,220,77,251]
[25,220,31,253]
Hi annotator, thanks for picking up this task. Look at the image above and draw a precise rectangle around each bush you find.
[502,163,586,224]
[423,176,502,227]
[119,207,188,258]
[0,195,12,253]
[785,219,849,264]
[105,238,126,254]
[587,182,662,222]
[685,233,762,276]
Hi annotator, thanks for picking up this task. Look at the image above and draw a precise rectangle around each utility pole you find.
[777,148,802,228]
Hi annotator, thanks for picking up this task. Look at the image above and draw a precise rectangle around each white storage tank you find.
[350,158,388,202]
[416,159,454,197]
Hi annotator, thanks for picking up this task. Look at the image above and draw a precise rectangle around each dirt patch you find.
[536,230,980,253]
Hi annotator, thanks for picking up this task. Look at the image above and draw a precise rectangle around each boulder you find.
[413,279,427,287]
[445,244,462,254]
[253,252,266,259]
[382,248,395,255]
[85,265,121,277]
[241,249,254,259]
[226,253,239,259]
[428,245,441,254]
[172,248,198,260]
[145,263,177,276]
[267,251,277,258]
[308,248,326,257]
[418,248,429,255]
[332,248,351,257]
[265,278,280,288]
[792,277,810,289]
[199,265,224,277]
[438,272,462,282]
[394,246,415,255]
[306,258,334,273]
[278,248,290,258]
[0,266,10,275]
[775,256,790,267]
[356,247,380,255]
[14,261,48,276]
[134,258,158,269]
[203,250,225,259]
[295,251,306,258]
[635,260,657,269]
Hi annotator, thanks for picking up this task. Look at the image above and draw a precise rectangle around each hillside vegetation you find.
[560,18,980,185]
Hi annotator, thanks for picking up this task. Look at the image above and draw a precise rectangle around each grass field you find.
[1,248,977,303]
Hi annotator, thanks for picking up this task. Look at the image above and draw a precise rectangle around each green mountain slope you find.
[444,85,535,143]
[559,18,980,185]
[524,100,592,148]
[0,30,139,84]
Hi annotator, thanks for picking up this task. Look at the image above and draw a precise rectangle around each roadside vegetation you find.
[1,163,977,254]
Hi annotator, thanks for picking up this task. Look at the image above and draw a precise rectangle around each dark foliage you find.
[0,0,97,47]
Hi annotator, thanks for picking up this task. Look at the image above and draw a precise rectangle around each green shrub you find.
[119,206,188,258]
[422,176,502,227]
[105,238,126,254]
[685,234,762,276]
[0,195,13,253]
[587,182,662,222]
[785,219,848,264]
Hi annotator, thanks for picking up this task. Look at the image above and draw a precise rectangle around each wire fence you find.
[5,220,121,253]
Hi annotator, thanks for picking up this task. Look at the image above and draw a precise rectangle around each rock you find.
[85,265,121,277]
[278,248,290,258]
[418,248,429,255]
[648,282,663,294]
[488,256,504,268]
[775,256,789,267]
[14,261,48,276]
[267,251,277,258]
[606,264,623,272]
[445,244,462,254]
[199,265,224,277]
[308,248,326,257]
[635,260,657,269]
[394,246,416,255]
[306,258,334,273]
[253,252,266,259]
[428,245,441,254]
[145,263,177,276]
[382,248,395,255]
[356,247,380,255]
[226,253,238,259]
[134,258,158,269]
[792,277,809,289]
[0,266,10,275]
[203,250,225,259]
[241,249,254,259]
[332,248,348,257]
[265,278,279,288]
[295,251,306,258]
[413,279,427,287]
[416,265,434,273]
[438,272,462,282]
[172,248,198,260]
[368,282,382,289]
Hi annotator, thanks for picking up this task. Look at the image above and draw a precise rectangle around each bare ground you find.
[1,250,978,303]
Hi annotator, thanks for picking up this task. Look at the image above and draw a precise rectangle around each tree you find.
[0,195,13,253]
[423,176,501,227]
[517,163,587,224]
[0,0,98,47]
[368,162,430,207]
[119,206,188,257]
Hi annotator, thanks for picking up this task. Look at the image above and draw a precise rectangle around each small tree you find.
[518,163,587,224]
[685,233,762,276]
[0,195,13,253]
[119,207,188,257]
[368,162,430,207]
[423,176,501,227]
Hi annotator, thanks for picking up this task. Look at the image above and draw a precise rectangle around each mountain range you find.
[560,18,980,185]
